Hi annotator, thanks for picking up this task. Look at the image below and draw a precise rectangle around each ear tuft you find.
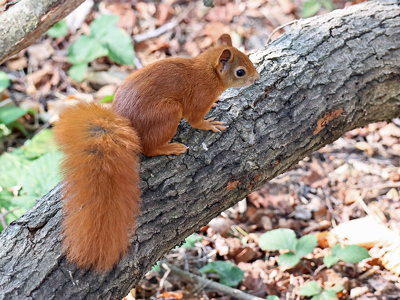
[217,34,232,47]
[219,49,232,65]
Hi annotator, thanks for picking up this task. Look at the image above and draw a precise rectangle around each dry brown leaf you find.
[379,123,400,138]
[355,142,375,155]
[157,291,184,299]
[344,189,361,205]
[201,22,230,42]
[156,3,174,25]
[27,40,54,67]
[205,3,242,23]
[5,57,28,70]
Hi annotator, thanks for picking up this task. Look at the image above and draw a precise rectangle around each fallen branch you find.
[162,262,265,300]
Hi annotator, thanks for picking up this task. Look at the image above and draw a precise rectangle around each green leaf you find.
[203,0,214,7]
[0,123,11,138]
[260,228,297,251]
[330,284,344,293]
[23,129,58,160]
[0,153,31,188]
[302,0,321,18]
[0,106,29,125]
[331,244,342,256]
[0,71,10,93]
[151,261,161,272]
[312,289,338,300]
[267,296,280,300]
[68,63,88,82]
[278,252,300,267]
[337,245,370,263]
[102,29,134,65]
[68,35,108,65]
[20,151,62,198]
[90,15,119,38]
[46,20,68,38]
[296,234,317,257]
[321,0,334,11]
[298,281,322,296]
[181,233,202,248]
[199,261,244,287]
[324,254,339,268]
[99,95,114,103]
[8,120,29,136]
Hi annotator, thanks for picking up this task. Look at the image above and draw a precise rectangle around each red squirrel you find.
[54,34,260,271]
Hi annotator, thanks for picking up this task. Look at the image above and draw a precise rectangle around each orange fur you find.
[54,34,260,271]
[54,102,141,271]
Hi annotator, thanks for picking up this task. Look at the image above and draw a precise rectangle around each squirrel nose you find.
[254,74,260,82]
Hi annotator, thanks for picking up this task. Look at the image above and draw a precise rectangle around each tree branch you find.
[0,0,85,64]
[1,0,400,299]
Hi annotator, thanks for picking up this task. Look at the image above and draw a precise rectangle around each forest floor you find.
[1,0,400,299]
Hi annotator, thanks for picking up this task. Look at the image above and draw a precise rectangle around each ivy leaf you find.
[337,245,370,263]
[296,234,317,257]
[260,228,297,251]
[90,15,119,38]
[278,252,300,267]
[298,281,322,296]
[324,254,339,268]
[68,63,88,82]
[302,0,321,18]
[311,289,338,300]
[331,244,342,256]
[46,20,68,38]
[199,261,244,287]
[68,35,108,65]
[101,29,134,65]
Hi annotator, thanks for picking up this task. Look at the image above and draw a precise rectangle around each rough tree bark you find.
[1,0,400,299]
[0,0,85,64]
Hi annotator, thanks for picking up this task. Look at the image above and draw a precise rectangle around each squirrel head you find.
[213,34,260,89]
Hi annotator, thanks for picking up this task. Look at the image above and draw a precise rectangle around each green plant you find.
[267,296,280,300]
[298,281,344,300]
[302,0,335,18]
[0,71,10,93]
[0,129,61,231]
[46,20,68,38]
[181,233,203,248]
[68,15,135,82]
[260,228,317,267]
[199,261,244,287]
[324,244,370,267]
[0,105,32,137]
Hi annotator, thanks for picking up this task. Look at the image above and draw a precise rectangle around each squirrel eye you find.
[236,69,246,77]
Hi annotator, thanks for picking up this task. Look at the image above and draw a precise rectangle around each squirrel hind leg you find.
[144,142,188,156]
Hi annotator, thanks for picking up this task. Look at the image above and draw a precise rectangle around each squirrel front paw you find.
[204,118,226,132]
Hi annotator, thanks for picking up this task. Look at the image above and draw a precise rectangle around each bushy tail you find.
[54,102,141,271]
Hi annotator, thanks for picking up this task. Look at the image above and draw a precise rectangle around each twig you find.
[357,189,385,225]
[266,20,298,44]
[162,262,265,300]
[159,263,171,290]
[133,2,195,44]
[0,0,20,12]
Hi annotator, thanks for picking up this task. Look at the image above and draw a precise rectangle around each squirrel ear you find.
[219,49,232,65]
[216,34,232,47]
